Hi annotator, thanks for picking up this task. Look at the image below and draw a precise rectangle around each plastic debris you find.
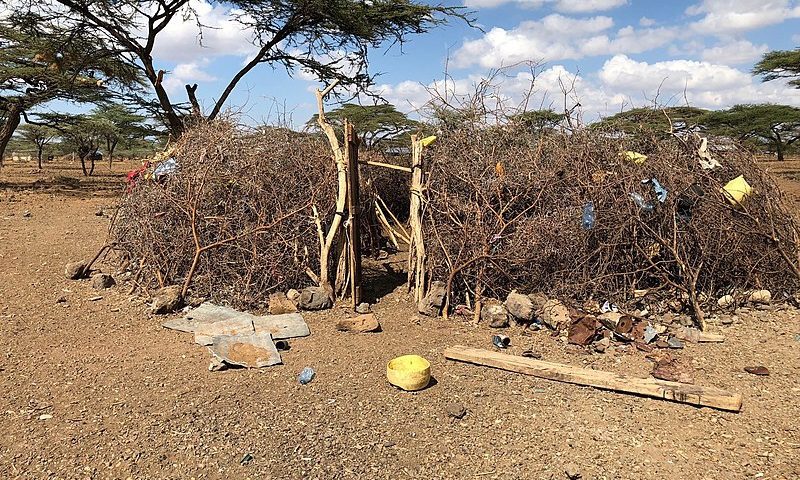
[492,334,510,349]
[643,323,658,344]
[666,336,684,349]
[240,453,254,466]
[600,301,619,313]
[581,201,596,230]
[630,192,655,212]
[298,367,315,385]
[643,178,668,203]
[153,157,178,180]
[721,175,753,206]
[620,151,647,165]
[697,137,722,170]
[421,135,437,147]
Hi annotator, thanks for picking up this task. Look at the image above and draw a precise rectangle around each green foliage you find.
[700,104,800,160]
[509,109,565,133]
[753,49,800,88]
[592,106,709,137]
[307,103,420,148]
[34,0,470,136]
[18,123,57,167]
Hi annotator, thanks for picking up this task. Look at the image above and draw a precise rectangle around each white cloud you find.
[700,40,769,65]
[686,0,800,35]
[639,17,656,26]
[464,0,628,12]
[162,59,217,93]
[452,15,677,68]
[151,0,258,63]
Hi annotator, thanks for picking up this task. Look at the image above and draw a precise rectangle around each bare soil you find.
[1,158,799,479]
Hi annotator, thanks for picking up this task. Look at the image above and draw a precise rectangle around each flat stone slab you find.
[194,317,255,346]
[208,333,282,368]
[163,303,310,341]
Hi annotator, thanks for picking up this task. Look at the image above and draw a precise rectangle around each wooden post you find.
[345,120,362,306]
[408,135,426,304]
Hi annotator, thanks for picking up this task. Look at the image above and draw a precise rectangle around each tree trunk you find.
[0,104,22,167]
[80,153,89,176]
[37,146,43,170]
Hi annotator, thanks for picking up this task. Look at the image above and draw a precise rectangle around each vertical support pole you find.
[408,135,426,304]
[345,120,362,307]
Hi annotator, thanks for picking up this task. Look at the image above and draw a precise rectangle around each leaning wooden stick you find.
[444,346,742,412]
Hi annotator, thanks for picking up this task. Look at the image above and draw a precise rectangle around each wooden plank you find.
[358,159,412,173]
[444,346,742,412]
[345,120,362,306]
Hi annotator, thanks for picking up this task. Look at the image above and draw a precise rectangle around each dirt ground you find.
[1,158,799,479]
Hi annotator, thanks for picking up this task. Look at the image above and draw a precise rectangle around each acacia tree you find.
[306,103,420,149]
[0,12,141,166]
[510,109,565,133]
[18,123,57,169]
[592,106,709,136]
[701,104,800,161]
[91,104,151,166]
[754,49,800,88]
[27,0,469,138]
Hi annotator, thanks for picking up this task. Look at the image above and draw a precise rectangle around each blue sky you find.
[147,0,800,127]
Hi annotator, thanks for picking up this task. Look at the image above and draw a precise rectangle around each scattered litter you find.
[274,340,290,351]
[643,323,658,344]
[721,175,753,206]
[22,210,31,218]
[642,178,668,203]
[600,301,618,313]
[153,157,178,180]
[38,414,52,421]
[208,333,281,369]
[629,192,654,212]
[666,337,684,349]
[421,135,437,147]
[521,350,542,359]
[568,316,599,346]
[239,453,254,466]
[492,334,510,349]
[744,366,770,376]
[298,367,316,385]
[581,201,596,230]
[697,137,722,170]
[620,151,647,165]
[387,355,431,391]
[88,296,103,302]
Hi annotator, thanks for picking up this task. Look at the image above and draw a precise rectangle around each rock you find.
[445,403,467,419]
[598,311,622,326]
[528,292,549,312]
[748,290,771,305]
[721,315,735,326]
[505,291,534,322]
[651,353,694,384]
[286,289,301,302]
[564,463,581,479]
[540,299,570,329]
[355,302,371,314]
[594,336,611,353]
[56,295,67,304]
[268,292,298,315]
[678,314,694,327]
[418,281,446,317]
[744,366,770,376]
[64,260,89,279]
[94,208,104,216]
[91,273,115,290]
[481,302,509,328]
[22,210,31,218]
[717,294,735,308]
[298,286,333,311]
[336,314,381,333]
[151,285,183,314]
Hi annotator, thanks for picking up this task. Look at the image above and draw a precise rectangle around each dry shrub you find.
[112,121,337,309]
[424,124,800,315]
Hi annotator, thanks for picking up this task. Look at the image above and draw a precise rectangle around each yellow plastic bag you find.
[620,151,647,165]
[421,135,437,147]
[721,175,753,206]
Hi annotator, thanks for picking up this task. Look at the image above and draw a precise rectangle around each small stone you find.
[94,208,104,216]
[505,291,534,322]
[744,366,770,376]
[540,299,570,329]
[445,403,466,419]
[594,337,610,353]
[678,315,694,327]
[56,296,67,304]
[64,260,89,280]
[418,281,446,317]
[91,273,115,290]
[286,289,301,302]
[37,414,52,420]
[336,314,381,333]
[22,210,31,218]
[481,302,509,328]
[268,292,298,315]
[298,286,333,311]
[717,294,735,308]
[151,285,183,314]
[748,290,771,305]
[565,463,581,479]
[355,302,371,314]
[666,337,684,349]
